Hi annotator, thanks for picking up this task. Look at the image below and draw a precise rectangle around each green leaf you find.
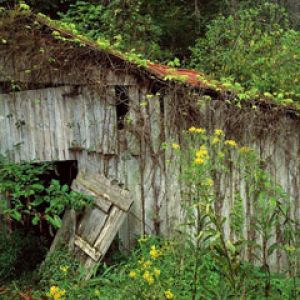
[11,210,22,222]
[45,214,62,229]
[32,215,40,225]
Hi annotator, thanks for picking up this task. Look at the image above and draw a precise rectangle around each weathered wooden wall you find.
[0,82,299,271]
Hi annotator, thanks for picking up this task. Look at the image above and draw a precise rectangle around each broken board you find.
[53,172,133,279]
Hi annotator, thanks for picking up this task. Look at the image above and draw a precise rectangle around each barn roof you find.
[0,9,299,116]
[0,9,230,94]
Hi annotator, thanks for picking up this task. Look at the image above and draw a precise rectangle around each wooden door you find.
[52,172,133,278]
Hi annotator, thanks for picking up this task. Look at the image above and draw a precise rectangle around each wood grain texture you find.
[0,85,299,270]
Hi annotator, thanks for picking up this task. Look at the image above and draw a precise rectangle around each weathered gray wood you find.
[48,209,76,254]
[77,207,108,245]
[74,235,101,261]
[94,206,126,252]
[66,171,134,278]
[76,172,132,212]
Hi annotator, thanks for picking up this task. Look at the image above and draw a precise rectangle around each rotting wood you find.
[48,171,134,279]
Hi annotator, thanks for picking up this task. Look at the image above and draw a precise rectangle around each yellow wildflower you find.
[143,260,153,268]
[214,129,223,136]
[172,143,180,150]
[188,126,196,133]
[194,158,204,165]
[212,136,220,145]
[225,139,237,147]
[164,289,174,299]
[48,286,66,300]
[205,178,214,186]
[150,245,161,259]
[195,127,206,134]
[59,265,69,273]
[129,270,137,279]
[154,268,161,276]
[143,271,154,285]
[239,146,251,153]
[194,144,209,164]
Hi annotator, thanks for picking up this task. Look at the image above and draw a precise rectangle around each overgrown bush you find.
[20,235,298,299]
[190,3,300,103]
[0,157,93,230]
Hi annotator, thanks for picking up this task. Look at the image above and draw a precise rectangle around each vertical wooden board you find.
[163,94,181,236]
[93,93,103,153]
[46,88,57,160]
[124,157,143,246]
[126,86,141,155]
[16,92,29,161]
[53,88,64,160]
[28,96,37,160]
[0,94,8,155]
[41,89,50,160]
[95,95,106,154]
[56,87,68,160]
[40,91,51,161]
[102,87,117,154]
[85,90,97,152]
[3,97,14,160]
[82,93,91,152]
[148,95,161,154]
[7,95,20,161]
[77,207,108,245]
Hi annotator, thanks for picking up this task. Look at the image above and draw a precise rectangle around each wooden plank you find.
[74,235,101,261]
[94,206,126,253]
[72,181,112,213]
[76,207,108,245]
[76,172,132,211]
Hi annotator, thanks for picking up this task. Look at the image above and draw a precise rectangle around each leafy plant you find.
[0,157,93,230]
[190,2,300,103]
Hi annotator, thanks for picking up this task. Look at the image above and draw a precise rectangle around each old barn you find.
[0,11,299,272]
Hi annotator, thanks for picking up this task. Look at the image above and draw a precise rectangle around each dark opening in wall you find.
[47,160,78,187]
[115,86,129,130]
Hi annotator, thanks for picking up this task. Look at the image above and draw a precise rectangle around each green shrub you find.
[0,158,93,230]
[190,2,300,103]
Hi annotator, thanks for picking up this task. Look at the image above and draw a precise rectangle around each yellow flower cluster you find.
[129,266,161,283]
[224,139,238,147]
[188,126,206,134]
[194,145,209,165]
[212,136,220,145]
[48,286,66,300]
[214,129,223,136]
[150,245,162,259]
[138,259,152,268]
[129,270,137,279]
[143,270,155,285]
[154,268,161,276]
[164,289,174,299]
[172,143,180,150]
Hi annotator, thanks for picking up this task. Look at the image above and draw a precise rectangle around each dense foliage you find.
[0,157,93,229]
[58,1,300,104]
[190,3,300,102]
